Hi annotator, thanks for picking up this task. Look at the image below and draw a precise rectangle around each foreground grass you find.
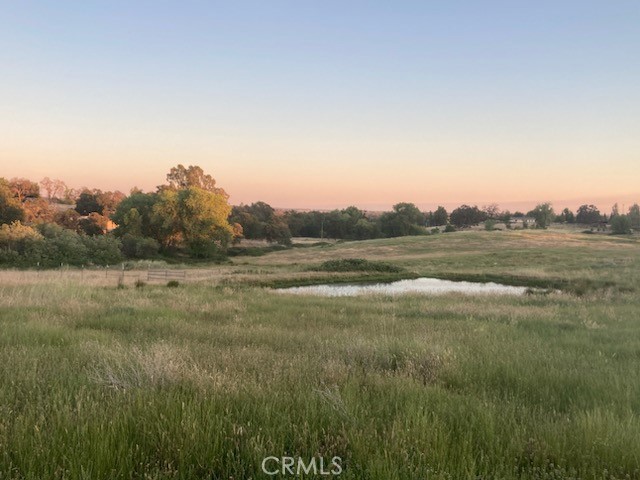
[0,230,639,479]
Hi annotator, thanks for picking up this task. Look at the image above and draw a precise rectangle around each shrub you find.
[167,280,180,288]
[82,235,123,265]
[309,258,403,273]
[34,224,88,267]
[0,222,42,256]
[610,215,632,235]
[444,225,456,233]
[227,245,288,257]
[120,234,160,259]
[484,219,496,231]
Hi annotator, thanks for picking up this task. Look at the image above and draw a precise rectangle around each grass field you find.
[1,229,639,479]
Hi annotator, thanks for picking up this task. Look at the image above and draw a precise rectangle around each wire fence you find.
[105,267,187,284]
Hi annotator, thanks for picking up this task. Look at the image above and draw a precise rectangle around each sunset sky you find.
[2,1,639,211]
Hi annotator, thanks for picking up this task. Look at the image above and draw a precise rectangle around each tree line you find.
[1,165,639,266]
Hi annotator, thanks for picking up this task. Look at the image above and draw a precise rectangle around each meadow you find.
[1,229,639,479]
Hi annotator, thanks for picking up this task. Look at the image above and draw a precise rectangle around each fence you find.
[103,267,186,284]
[147,269,186,282]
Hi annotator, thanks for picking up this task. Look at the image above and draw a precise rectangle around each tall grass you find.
[0,230,639,479]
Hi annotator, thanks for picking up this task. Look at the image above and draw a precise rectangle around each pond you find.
[277,277,530,297]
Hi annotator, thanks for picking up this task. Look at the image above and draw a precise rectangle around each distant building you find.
[508,216,536,227]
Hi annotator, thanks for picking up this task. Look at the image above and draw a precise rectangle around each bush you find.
[610,215,632,235]
[484,219,496,231]
[227,245,288,257]
[444,225,456,233]
[0,222,42,257]
[120,234,160,259]
[82,235,123,265]
[309,258,403,273]
[34,224,88,267]
[0,222,121,267]
[167,280,180,288]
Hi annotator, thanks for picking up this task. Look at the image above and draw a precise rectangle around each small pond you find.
[277,277,530,297]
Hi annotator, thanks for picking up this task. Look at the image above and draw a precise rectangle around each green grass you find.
[1,229,640,479]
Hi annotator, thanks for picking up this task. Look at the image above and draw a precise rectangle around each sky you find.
[1,1,639,211]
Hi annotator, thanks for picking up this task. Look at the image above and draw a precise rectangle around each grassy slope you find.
[0,230,639,479]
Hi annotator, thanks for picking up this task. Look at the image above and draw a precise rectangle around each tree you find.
[81,234,123,265]
[23,198,56,224]
[152,189,182,248]
[34,223,89,266]
[628,204,640,229]
[112,191,159,239]
[0,179,25,225]
[432,206,448,226]
[0,221,42,253]
[610,215,631,234]
[530,202,555,229]
[96,191,126,217]
[557,208,575,224]
[40,177,54,200]
[75,191,103,215]
[283,210,324,238]
[152,186,233,256]
[9,178,39,202]
[576,204,601,224]
[230,201,292,245]
[164,164,227,195]
[121,208,143,237]
[175,187,234,256]
[40,177,67,201]
[449,205,486,228]
[54,209,81,231]
[78,213,110,236]
[611,203,620,218]
[353,218,377,239]
[61,186,80,205]
[324,207,370,240]
[379,203,426,237]
[120,234,160,259]
[483,204,501,219]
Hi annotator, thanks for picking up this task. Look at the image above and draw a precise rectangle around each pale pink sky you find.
[2,2,639,214]
[2,156,638,213]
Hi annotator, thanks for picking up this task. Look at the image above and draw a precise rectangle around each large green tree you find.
[75,191,103,215]
[449,205,486,228]
[432,206,448,226]
[379,203,426,237]
[112,191,159,239]
[576,204,601,224]
[230,201,291,245]
[152,186,233,256]
[557,208,575,223]
[530,202,555,229]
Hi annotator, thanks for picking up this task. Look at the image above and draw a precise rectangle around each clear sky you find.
[1,1,639,211]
